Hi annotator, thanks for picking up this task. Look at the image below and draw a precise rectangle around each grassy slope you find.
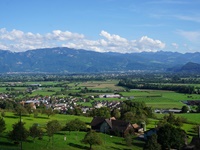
[0,112,144,150]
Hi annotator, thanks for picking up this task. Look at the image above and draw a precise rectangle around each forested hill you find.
[180,62,200,73]
[0,47,200,73]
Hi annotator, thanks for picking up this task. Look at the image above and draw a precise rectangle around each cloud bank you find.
[0,28,165,53]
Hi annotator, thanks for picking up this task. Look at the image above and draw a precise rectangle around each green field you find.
[0,112,198,150]
[0,112,144,150]
[0,131,144,150]
[78,80,124,91]
[120,89,200,109]
[1,80,200,110]
[155,113,200,124]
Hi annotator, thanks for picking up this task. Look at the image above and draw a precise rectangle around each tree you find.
[158,112,184,127]
[111,108,121,119]
[157,124,186,150]
[15,105,28,116]
[143,134,161,150]
[120,100,149,123]
[43,108,54,118]
[196,105,200,113]
[96,107,111,118]
[82,130,102,150]
[25,103,34,116]
[73,107,83,116]
[1,110,5,118]
[65,118,87,134]
[124,134,134,146]
[123,111,135,123]
[0,117,6,135]
[192,125,200,135]
[46,120,61,141]
[181,105,189,113]
[8,121,29,144]
[33,109,39,118]
[5,101,14,110]
[29,124,43,142]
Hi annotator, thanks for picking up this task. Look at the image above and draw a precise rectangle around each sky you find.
[0,0,200,53]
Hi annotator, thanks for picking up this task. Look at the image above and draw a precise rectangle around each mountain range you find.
[0,47,200,73]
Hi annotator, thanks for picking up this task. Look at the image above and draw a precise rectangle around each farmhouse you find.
[91,117,134,137]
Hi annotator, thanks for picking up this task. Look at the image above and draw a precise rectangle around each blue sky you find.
[0,0,200,53]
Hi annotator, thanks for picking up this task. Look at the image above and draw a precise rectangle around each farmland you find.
[0,73,200,149]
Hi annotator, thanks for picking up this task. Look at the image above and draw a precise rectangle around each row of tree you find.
[118,79,196,94]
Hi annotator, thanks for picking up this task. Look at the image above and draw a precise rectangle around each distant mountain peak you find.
[0,47,200,73]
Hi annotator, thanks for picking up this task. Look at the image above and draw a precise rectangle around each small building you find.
[91,117,134,137]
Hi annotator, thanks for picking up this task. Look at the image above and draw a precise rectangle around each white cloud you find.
[0,28,165,53]
[175,15,200,23]
[171,43,179,49]
[177,30,200,42]
[136,36,165,52]
[100,30,128,43]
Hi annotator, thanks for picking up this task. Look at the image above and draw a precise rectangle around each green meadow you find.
[120,89,200,109]
[0,112,144,150]
[0,111,198,150]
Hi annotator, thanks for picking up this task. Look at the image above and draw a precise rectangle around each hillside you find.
[180,62,200,73]
[0,47,200,73]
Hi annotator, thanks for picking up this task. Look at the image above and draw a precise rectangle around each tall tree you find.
[143,134,161,150]
[82,130,102,150]
[8,121,29,144]
[0,117,6,135]
[25,103,34,116]
[1,110,5,118]
[15,105,28,116]
[29,124,43,142]
[157,124,186,150]
[46,120,61,141]
[120,100,150,123]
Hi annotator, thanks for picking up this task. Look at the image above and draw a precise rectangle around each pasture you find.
[0,112,144,150]
[120,89,200,109]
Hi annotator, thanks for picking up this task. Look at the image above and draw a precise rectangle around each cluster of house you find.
[93,101,121,109]
[20,93,123,114]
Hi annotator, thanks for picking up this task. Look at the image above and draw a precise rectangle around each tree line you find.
[118,79,196,94]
